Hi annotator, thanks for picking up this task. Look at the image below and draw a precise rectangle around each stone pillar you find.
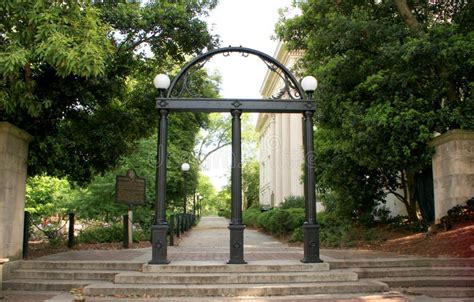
[275,114,282,206]
[430,130,474,222]
[0,122,32,260]
[282,114,291,199]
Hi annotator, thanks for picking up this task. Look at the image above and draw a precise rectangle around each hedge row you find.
[243,207,305,242]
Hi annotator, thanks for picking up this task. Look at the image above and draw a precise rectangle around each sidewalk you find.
[34,216,415,263]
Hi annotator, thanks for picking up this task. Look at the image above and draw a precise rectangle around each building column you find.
[150,109,170,265]
[282,114,291,199]
[275,114,283,206]
[0,122,32,260]
[228,110,246,264]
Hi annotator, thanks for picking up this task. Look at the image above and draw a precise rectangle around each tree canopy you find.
[1,0,218,183]
[277,0,474,221]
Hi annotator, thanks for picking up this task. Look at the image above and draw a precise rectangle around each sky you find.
[199,0,294,190]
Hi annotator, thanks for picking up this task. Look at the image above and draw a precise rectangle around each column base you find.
[149,223,170,265]
[301,223,322,263]
[227,224,247,264]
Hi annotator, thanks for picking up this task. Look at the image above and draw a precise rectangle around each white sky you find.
[199,0,293,190]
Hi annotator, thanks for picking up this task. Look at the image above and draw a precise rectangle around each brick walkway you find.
[35,216,412,263]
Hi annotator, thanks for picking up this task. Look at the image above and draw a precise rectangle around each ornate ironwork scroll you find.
[166,46,305,100]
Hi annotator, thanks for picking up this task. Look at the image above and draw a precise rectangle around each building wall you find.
[256,43,307,208]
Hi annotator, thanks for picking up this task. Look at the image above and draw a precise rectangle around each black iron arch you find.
[166,46,306,100]
[150,46,321,266]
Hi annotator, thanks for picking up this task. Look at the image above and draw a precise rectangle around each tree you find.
[277,0,474,222]
[0,0,218,183]
[242,159,259,209]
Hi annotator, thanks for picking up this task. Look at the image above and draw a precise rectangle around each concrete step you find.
[84,280,388,297]
[143,261,329,273]
[354,267,474,278]
[10,269,121,281]
[18,260,142,271]
[376,276,474,288]
[85,292,410,301]
[400,286,474,298]
[114,270,358,284]
[3,279,108,291]
[328,258,474,269]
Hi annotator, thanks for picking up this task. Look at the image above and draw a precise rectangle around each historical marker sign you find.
[116,169,146,205]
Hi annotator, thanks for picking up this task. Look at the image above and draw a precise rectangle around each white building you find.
[256,42,405,217]
[256,43,306,208]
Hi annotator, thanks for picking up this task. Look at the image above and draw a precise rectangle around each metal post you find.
[169,214,175,246]
[22,211,30,259]
[176,215,180,238]
[68,213,75,248]
[301,109,322,263]
[150,107,170,264]
[228,109,246,264]
[183,172,187,214]
[123,214,129,249]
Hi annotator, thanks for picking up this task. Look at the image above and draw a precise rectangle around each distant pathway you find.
[36,216,413,263]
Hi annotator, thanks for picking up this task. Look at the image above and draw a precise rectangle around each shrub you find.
[266,209,292,235]
[280,195,305,209]
[256,210,274,230]
[243,208,260,228]
[77,224,123,243]
[218,208,231,219]
[286,208,305,230]
[289,227,304,242]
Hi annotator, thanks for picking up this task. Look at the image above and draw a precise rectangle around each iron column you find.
[150,107,170,264]
[301,108,322,263]
[228,109,246,264]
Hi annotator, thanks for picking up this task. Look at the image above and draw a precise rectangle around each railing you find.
[168,213,197,246]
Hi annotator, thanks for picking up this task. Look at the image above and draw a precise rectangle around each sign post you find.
[116,169,146,247]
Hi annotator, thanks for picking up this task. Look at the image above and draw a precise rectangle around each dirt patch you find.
[26,241,151,260]
[369,221,474,258]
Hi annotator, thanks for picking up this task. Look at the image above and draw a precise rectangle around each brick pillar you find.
[0,122,32,260]
[430,130,474,222]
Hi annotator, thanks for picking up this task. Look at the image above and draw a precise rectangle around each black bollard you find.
[23,211,30,259]
[123,214,129,249]
[169,215,175,246]
[67,213,75,248]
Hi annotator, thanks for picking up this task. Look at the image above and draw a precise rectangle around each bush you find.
[77,224,123,243]
[243,208,260,228]
[280,195,305,209]
[289,227,304,242]
[266,209,292,235]
[286,208,305,230]
[218,208,231,219]
[256,210,274,230]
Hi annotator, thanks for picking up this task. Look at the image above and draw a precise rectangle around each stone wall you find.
[0,122,32,260]
[430,129,474,222]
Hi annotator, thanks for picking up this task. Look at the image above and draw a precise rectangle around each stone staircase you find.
[328,258,474,299]
[3,258,474,299]
[2,260,142,291]
[83,261,388,297]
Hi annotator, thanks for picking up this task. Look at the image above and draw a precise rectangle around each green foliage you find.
[77,224,123,244]
[280,196,305,209]
[277,0,474,222]
[289,228,304,243]
[286,208,305,230]
[242,159,259,209]
[243,207,261,228]
[25,175,73,223]
[1,0,218,183]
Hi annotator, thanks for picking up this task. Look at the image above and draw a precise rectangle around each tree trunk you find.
[393,0,424,34]
[405,170,419,222]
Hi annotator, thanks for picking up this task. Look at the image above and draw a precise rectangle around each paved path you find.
[36,216,414,263]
